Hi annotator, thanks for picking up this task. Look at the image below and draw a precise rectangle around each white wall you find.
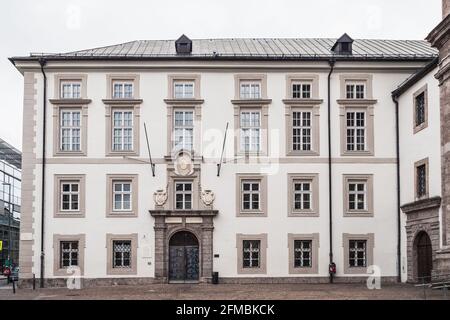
[26,61,427,280]
[398,68,441,282]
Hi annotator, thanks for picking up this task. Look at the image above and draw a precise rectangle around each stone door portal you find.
[416,231,433,281]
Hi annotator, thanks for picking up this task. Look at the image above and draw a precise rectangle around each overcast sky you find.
[0,0,442,150]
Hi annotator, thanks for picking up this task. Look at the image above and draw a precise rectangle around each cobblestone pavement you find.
[0,283,448,300]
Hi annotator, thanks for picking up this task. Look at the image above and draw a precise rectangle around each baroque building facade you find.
[10,29,447,286]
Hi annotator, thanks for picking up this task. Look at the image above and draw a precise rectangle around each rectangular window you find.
[113,181,132,211]
[417,164,427,198]
[346,83,365,99]
[349,240,367,267]
[241,181,260,211]
[112,110,133,151]
[61,182,79,211]
[294,240,312,268]
[174,82,194,99]
[242,240,260,268]
[60,241,78,268]
[61,82,81,99]
[240,111,261,152]
[175,182,192,210]
[240,82,261,99]
[292,83,311,99]
[174,110,194,151]
[60,110,81,152]
[113,81,134,99]
[292,111,312,151]
[415,92,426,127]
[293,181,312,210]
[348,182,366,211]
[113,240,131,268]
[346,111,366,151]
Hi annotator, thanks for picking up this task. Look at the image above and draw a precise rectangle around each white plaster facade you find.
[12,53,440,284]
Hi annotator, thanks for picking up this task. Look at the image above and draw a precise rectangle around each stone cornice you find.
[49,98,92,105]
[426,14,450,49]
[336,99,378,105]
[231,99,272,105]
[149,210,219,217]
[282,98,324,105]
[401,196,442,214]
[102,99,143,105]
[163,98,204,105]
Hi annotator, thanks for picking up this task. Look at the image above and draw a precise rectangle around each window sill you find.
[289,266,318,274]
[344,266,368,274]
[106,151,139,157]
[237,211,267,217]
[341,150,374,156]
[286,150,319,156]
[102,98,143,105]
[288,211,319,217]
[231,99,272,105]
[282,98,323,105]
[53,151,87,157]
[106,268,137,276]
[413,122,428,134]
[164,98,204,105]
[337,99,377,105]
[237,267,266,275]
[106,212,137,218]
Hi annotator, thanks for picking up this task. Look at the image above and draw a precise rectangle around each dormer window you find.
[113,81,134,99]
[292,82,312,99]
[61,81,81,99]
[175,34,192,54]
[331,33,353,55]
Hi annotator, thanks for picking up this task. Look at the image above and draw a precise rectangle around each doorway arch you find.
[414,231,433,282]
[169,231,199,282]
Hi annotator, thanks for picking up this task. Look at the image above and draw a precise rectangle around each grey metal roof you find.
[14,37,438,61]
[0,138,22,170]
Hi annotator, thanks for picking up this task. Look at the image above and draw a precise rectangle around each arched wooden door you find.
[416,231,432,281]
[169,231,199,282]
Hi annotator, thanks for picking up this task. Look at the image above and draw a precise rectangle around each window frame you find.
[345,82,366,99]
[53,234,85,276]
[112,181,133,212]
[54,74,88,100]
[340,105,374,156]
[54,174,86,218]
[106,233,138,275]
[291,82,312,99]
[174,180,193,210]
[236,233,267,274]
[239,110,262,153]
[112,240,132,269]
[288,174,319,217]
[60,81,82,99]
[234,74,267,100]
[236,174,268,217]
[112,80,134,99]
[239,81,262,99]
[288,233,319,274]
[339,74,373,100]
[59,241,79,269]
[168,74,201,100]
[106,174,138,217]
[414,158,429,200]
[285,74,319,100]
[343,174,374,217]
[173,81,195,99]
[413,84,428,134]
[173,109,195,152]
[59,109,82,152]
[111,109,134,152]
[285,105,320,156]
[342,233,374,274]
[53,105,88,157]
[234,106,269,156]
[106,74,139,100]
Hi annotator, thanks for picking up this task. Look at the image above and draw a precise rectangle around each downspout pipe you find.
[327,58,335,283]
[392,94,402,283]
[38,58,47,288]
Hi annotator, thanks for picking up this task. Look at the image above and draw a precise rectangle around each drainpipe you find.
[38,58,47,288]
[327,58,335,283]
[392,94,402,283]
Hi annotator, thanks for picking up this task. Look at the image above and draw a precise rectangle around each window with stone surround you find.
[240,81,261,99]
[105,105,140,156]
[61,81,81,99]
[174,181,193,210]
[339,105,374,156]
[106,234,138,275]
[236,174,267,217]
[288,233,319,274]
[346,82,366,99]
[288,174,319,216]
[60,109,81,152]
[53,234,85,276]
[174,81,195,99]
[348,240,367,267]
[292,82,312,99]
[106,174,138,217]
[242,240,260,268]
[343,174,373,217]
